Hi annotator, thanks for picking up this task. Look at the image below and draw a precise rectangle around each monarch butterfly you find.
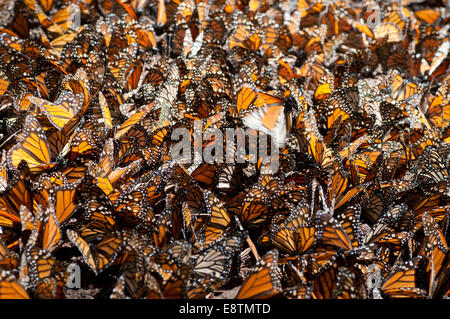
[147,241,189,295]
[410,193,449,231]
[117,126,148,164]
[61,163,87,184]
[224,192,245,217]
[236,85,258,114]
[77,175,114,220]
[415,9,441,25]
[429,258,450,298]
[132,20,157,51]
[48,30,80,55]
[180,201,197,242]
[150,65,179,132]
[236,249,282,299]
[167,166,203,212]
[277,58,297,86]
[28,91,84,131]
[303,111,335,171]
[66,228,97,271]
[124,55,144,92]
[116,0,138,20]
[0,269,30,299]
[381,257,428,298]
[188,273,229,299]
[420,212,448,281]
[391,74,420,101]
[0,162,32,231]
[228,18,260,51]
[25,0,76,35]
[0,69,10,97]
[145,272,165,299]
[111,270,161,299]
[98,91,113,130]
[268,202,315,254]
[283,283,313,299]
[207,14,226,43]
[143,68,164,87]
[161,262,193,299]
[41,198,61,252]
[312,264,360,299]
[314,83,333,101]
[114,104,153,140]
[426,92,450,129]
[115,189,152,228]
[201,190,231,248]
[108,51,139,90]
[96,234,123,268]
[324,87,358,130]
[193,235,241,281]
[379,102,407,127]
[366,204,415,247]
[17,198,60,253]
[408,128,441,158]
[240,175,281,228]
[326,161,370,211]
[34,277,60,299]
[335,205,364,249]
[45,128,70,159]
[105,20,134,62]
[373,23,403,43]
[345,146,383,184]
[427,39,449,78]
[59,128,96,160]
[24,246,56,286]
[0,237,19,271]
[215,164,241,193]
[67,229,122,275]
[90,139,142,200]
[315,210,353,251]
[150,239,190,272]
[333,266,361,299]
[237,85,287,147]
[310,259,338,299]
[114,171,164,227]
[183,28,204,59]
[9,6,29,38]
[7,114,54,173]
[0,0,448,300]
[79,209,118,242]
[416,145,449,193]
[191,163,217,187]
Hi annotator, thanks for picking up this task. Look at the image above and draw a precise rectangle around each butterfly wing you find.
[0,270,30,299]
[237,249,282,299]
[7,115,53,173]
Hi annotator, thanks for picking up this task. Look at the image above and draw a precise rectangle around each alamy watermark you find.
[66,263,81,289]
[171,120,280,174]
[366,264,382,289]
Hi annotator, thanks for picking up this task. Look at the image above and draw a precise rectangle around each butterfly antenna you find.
[287,261,307,284]
[310,178,317,216]
[0,129,21,149]
[428,252,436,299]
[234,216,260,261]
[392,250,403,268]
[190,222,199,249]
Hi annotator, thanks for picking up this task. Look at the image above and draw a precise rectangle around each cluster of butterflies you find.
[0,0,449,299]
